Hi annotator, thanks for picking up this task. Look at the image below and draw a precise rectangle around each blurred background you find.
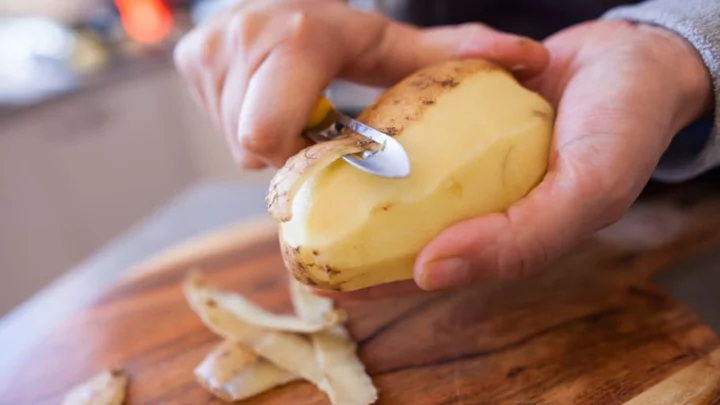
[0,0,391,317]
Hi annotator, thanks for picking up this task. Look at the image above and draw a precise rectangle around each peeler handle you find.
[305,96,335,130]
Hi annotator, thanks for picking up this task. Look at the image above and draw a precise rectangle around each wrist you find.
[636,23,713,132]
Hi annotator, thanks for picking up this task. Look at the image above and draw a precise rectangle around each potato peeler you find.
[304,97,411,178]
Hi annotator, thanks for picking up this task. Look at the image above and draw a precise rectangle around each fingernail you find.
[418,257,470,290]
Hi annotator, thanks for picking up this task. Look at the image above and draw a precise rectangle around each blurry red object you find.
[115,0,173,44]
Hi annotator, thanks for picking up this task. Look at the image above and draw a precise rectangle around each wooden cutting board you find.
[5,188,720,405]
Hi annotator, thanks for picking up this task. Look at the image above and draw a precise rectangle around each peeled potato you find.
[268,59,554,291]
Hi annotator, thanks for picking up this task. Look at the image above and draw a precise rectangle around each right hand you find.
[174,0,550,169]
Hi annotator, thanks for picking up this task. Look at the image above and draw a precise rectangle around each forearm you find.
[603,0,720,182]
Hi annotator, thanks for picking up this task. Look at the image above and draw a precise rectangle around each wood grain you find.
[124,218,279,281]
[622,349,720,405]
[3,186,720,405]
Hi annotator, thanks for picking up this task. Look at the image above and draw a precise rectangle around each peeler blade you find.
[333,112,411,179]
[304,98,412,179]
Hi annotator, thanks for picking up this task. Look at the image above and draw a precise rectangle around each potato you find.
[267,59,554,291]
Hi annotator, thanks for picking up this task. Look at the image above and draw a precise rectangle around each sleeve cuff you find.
[602,0,720,182]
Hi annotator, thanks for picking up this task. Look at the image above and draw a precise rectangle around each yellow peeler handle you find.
[305,96,335,130]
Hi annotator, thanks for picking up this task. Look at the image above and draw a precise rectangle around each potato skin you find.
[267,137,372,222]
[345,59,504,141]
[280,230,320,288]
[280,229,337,290]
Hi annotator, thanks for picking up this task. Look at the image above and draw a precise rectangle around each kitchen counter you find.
[0,48,174,121]
[2,178,720,403]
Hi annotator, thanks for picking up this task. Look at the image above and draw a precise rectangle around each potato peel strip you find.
[267,137,372,222]
[183,276,326,386]
[290,279,379,405]
[61,368,127,405]
[194,340,298,402]
[184,277,343,333]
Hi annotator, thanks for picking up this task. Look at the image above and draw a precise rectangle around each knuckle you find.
[602,190,633,227]
[227,10,261,49]
[458,23,491,37]
[232,149,263,169]
[567,154,637,230]
[497,238,541,280]
[173,32,197,71]
[229,142,266,169]
[452,23,494,47]
[224,8,320,56]
[449,23,501,57]
[278,10,315,47]
[525,237,551,274]
[174,28,223,72]
[588,175,636,228]
[198,29,223,70]
[240,129,279,156]
[493,220,554,281]
[238,156,266,170]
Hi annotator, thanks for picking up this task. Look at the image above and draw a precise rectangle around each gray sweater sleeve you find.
[602,0,720,182]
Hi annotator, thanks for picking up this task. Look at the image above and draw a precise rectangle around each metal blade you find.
[304,109,411,179]
[333,112,411,179]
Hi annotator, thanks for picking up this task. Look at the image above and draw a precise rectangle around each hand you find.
[413,21,713,291]
[173,0,548,168]
[325,19,713,300]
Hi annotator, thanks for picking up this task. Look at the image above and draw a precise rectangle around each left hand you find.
[328,19,713,300]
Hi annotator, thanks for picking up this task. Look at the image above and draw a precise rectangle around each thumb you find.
[413,171,598,290]
[344,22,550,86]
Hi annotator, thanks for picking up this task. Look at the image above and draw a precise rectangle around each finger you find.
[217,25,275,168]
[200,69,224,131]
[233,150,268,169]
[219,60,252,162]
[199,28,229,132]
[421,24,550,78]
[344,22,550,86]
[217,6,297,166]
[311,280,424,301]
[412,171,581,290]
[174,33,210,111]
[176,33,266,168]
[174,26,228,131]
[237,44,334,167]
